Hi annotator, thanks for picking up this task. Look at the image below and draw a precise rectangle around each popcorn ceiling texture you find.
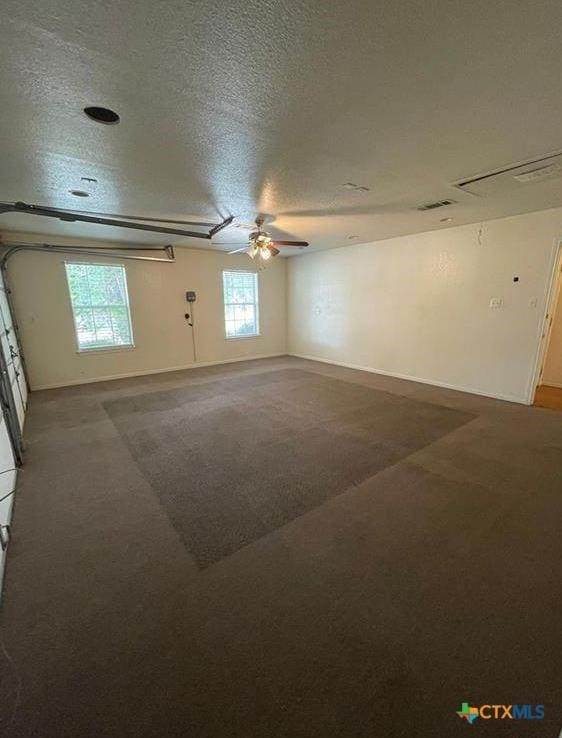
[2,0,562,248]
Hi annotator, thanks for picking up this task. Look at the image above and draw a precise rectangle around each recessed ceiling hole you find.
[80,176,98,183]
[84,106,120,124]
[69,190,89,197]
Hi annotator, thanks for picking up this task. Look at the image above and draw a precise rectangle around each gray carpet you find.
[103,368,474,567]
[0,357,561,737]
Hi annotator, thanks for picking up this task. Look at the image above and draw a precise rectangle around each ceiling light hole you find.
[69,190,90,197]
[440,217,453,223]
[80,176,98,183]
[83,106,120,124]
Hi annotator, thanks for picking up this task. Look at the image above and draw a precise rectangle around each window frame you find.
[64,261,135,354]
[221,269,260,340]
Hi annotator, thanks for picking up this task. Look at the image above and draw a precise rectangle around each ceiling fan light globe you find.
[261,247,272,260]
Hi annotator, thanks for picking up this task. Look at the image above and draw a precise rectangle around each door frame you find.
[528,240,562,403]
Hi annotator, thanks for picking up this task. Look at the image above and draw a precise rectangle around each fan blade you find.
[271,240,308,247]
[267,245,280,257]
[228,247,249,254]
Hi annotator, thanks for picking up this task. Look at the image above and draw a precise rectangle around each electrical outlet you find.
[489,297,503,308]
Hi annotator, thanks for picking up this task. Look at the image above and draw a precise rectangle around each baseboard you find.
[540,380,562,389]
[289,352,528,404]
[31,353,287,390]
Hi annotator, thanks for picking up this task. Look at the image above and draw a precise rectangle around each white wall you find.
[288,207,562,403]
[6,234,287,389]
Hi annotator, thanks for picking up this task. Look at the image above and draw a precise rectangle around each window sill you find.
[224,334,261,341]
[76,345,136,355]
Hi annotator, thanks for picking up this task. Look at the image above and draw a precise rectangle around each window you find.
[65,263,134,351]
[222,270,259,338]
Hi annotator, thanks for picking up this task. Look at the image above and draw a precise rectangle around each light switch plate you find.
[489,297,503,308]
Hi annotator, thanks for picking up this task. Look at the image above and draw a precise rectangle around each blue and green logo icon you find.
[457,703,479,724]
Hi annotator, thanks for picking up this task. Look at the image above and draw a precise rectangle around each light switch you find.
[489,297,503,308]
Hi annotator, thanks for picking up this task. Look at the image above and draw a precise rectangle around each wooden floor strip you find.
[534,384,562,411]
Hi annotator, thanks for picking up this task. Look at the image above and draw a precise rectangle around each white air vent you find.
[456,153,562,196]
[417,199,456,211]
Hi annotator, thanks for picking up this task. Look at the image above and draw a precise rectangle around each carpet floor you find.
[103,368,474,568]
[0,356,561,737]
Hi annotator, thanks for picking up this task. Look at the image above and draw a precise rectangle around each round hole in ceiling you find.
[83,106,120,124]
[69,190,90,197]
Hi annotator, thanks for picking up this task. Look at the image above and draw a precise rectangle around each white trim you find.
[221,269,260,340]
[64,261,135,353]
[526,239,562,403]
[224,334,261,340]
[289,353,528,404]
[31,353,286,390]
[76,345,136,355]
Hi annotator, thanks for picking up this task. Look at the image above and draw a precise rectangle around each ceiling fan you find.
[223,217,308,260]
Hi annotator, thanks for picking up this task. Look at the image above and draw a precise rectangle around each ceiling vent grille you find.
[417,199,456,211]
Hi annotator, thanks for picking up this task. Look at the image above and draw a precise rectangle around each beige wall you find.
[288,207,562,403]
[6,234,287,389]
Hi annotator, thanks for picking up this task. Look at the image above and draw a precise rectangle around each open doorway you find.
[534,243,562,410]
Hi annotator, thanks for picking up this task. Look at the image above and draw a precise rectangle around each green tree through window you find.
[222,271,259,338]
[65,263,134,351]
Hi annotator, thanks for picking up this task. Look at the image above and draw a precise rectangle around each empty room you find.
[0,0,561,736]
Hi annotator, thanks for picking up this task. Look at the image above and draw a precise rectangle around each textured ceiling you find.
[2,0,562,253]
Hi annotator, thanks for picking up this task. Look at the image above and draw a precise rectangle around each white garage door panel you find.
[0,470,16,500]
[0,283,24,362]
[8,360,18,387]
[0,276,23,598]
[0,329,12,363]
[11,381,25,429]
[0,493,13,599]
[0,288,11,326]
[0,280,27,428]
[0,486,14,522]
[14,358,27,405]
[0,417,15,599]
[6,360,25,430]
[0,417,15,472]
